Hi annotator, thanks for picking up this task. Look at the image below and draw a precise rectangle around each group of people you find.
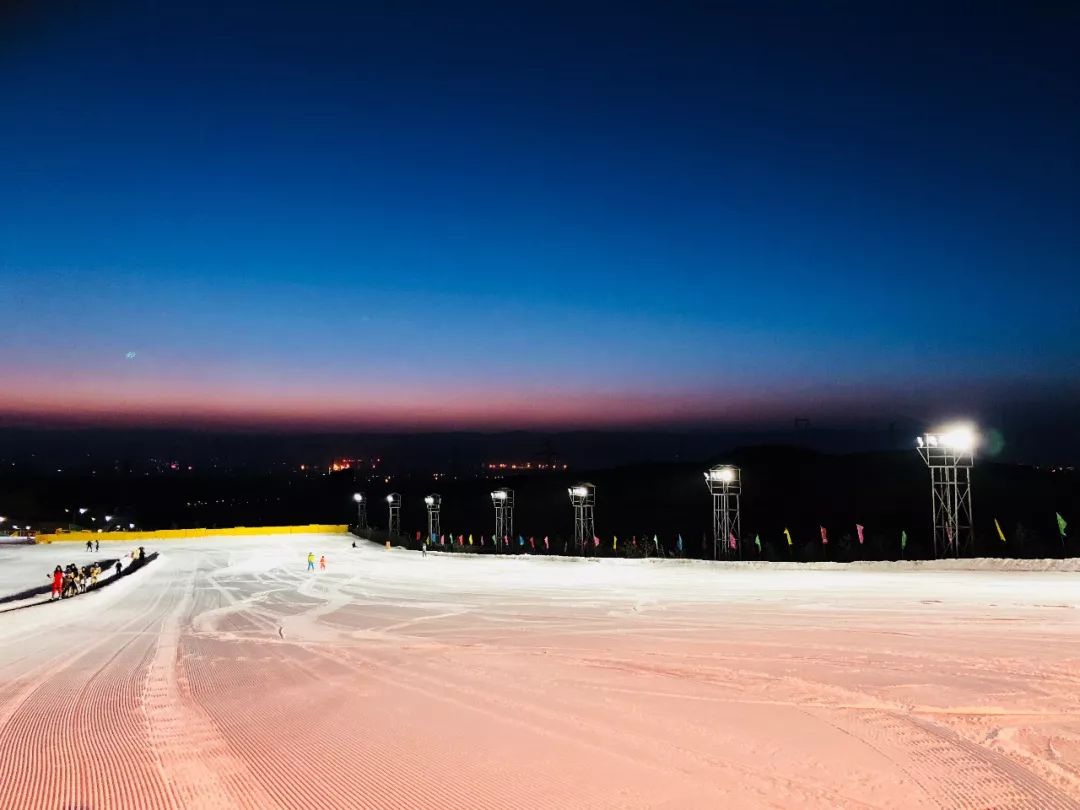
[47,545,147,600]
[306,552,326,571]
[49,562,111,599]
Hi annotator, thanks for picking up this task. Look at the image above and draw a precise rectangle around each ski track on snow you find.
[1,535,1080,808]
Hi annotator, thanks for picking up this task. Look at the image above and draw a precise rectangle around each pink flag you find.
[481,535,485,545]
[856,524,865,544]
[440,534,445,546]
[945,526,953,547]
[543,536,549,550]
[593,535,600,548]
[729,532,737,550]
[458,534,464,545]
[529,537,535,550]
[820,526,828,545]
[416,531,421,541]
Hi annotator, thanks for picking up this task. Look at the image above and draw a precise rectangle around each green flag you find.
[783,528,792,546]
[900,530,907,551]
[1057,513,1068,538]
[994,518,1007,543]
[754,534,762,553]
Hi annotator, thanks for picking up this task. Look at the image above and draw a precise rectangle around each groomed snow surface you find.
[2,535,1080,809]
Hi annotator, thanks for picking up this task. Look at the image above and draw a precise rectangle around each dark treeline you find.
[3,446,1077,561]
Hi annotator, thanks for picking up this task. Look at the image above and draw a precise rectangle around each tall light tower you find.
[916,424,976,558]
[424,494,442,540]
[568,483,595,556]
[704,465,741,559]
[352,492,367,530]
[385,493,401,536]
[491,488,513,542]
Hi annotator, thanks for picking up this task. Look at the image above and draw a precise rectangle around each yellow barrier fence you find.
[36,524,350,544]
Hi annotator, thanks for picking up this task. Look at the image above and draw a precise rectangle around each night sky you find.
[2,2,1078,435]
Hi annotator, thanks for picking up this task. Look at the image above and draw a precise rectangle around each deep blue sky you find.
[1,2,1078,437]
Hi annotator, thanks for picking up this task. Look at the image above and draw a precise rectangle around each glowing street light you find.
[491,488,514,546]
[352,492,368,530]
[916,422,977,558]
[567,483,595,555]
[704,465,741,559]
[425,494,442,540]
[385,493,401,536]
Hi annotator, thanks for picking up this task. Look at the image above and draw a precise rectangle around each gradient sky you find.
[1,2,1078,431]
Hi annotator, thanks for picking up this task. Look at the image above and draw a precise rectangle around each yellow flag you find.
[994,519,1006,543]
[468,534,473,545]
[613,535,618,550]
[783,528,793,546]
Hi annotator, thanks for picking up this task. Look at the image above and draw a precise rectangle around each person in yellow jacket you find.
[306,552,316,572]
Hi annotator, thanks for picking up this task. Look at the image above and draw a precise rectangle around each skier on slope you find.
[319,555,326,571]
[306,552,316,571]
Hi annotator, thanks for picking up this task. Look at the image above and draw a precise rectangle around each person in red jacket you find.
[49,566,63,600]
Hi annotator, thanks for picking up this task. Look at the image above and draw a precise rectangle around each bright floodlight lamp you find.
[491,488,514,542]
[567,483,596,556]
[105,515,113,522]
[704,465,742,559]
[386,492,402,536]
[352,492,368,530]
[916,422,976,558]
[78,507,89,515]
[425,493,442,539]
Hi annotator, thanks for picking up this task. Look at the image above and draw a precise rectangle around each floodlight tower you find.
[568,483,595,555]
[352,492,367,530]
[385,493,401,536]
[424,494,442,540]
[916,424,976,558]
[491,488,514,542]
[704,465,741,559]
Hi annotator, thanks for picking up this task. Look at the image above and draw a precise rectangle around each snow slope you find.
[1,534,1079,809]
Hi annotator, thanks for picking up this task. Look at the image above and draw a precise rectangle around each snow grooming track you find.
[4,534,1080,809]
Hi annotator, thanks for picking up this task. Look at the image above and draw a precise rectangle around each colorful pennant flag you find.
[518,535,525,547]
[994,518,1007,543]
[754,534,762,553]
[901,530,907,551]
[1057,513,1068,538]
[820,526,828,545]
[415,531,421,541]
[784,528,793,546]
[440,534,445,546]
[468,534,473,545]
[653,534,660,553]
[676,534,683,552]
[593,535,600,548]
[728,532,737,550]
[613,536,618,550]
[856,524,865,544]
[544,536,549,550]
